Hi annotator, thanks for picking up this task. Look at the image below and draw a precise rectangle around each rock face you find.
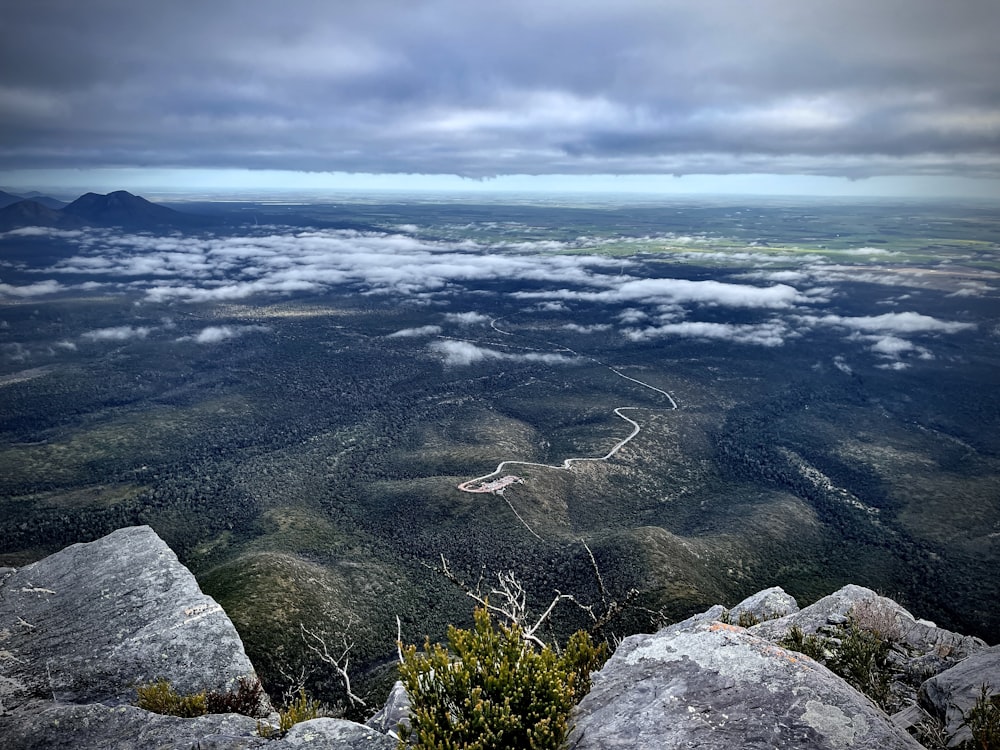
[0,525,260,710]
[569,615,924,749]
[920,644,1000,745]
[0,526,391,749]
[3,529,997,749]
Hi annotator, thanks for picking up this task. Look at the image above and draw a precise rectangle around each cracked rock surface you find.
[569,615,924,749]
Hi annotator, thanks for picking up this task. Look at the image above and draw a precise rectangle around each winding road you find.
[457,321,677,500]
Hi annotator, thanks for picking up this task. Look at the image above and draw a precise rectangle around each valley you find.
[0,193,997,707]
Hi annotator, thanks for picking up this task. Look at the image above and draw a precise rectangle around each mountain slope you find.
[61,190,208,228]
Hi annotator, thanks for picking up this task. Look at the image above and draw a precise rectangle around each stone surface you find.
[920,644,1000,746]
[0,526,263,712]
[0,700,266,750]
[284,717,396,748]
[365,679,411,738]
[0,701,396,750]
[729,585,799,622]
[569,617,923,749]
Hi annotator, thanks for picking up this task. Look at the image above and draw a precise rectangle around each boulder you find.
[569,617,923,749]
[728,585,799,623]
[919,644,1000,746]
[283,717,396,748]
[0,526,263,711]
[749,585,985,666]
[0,700,266,750]
[366,679,411,738]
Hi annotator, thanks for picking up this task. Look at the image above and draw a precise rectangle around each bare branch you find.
[395,615,404,665]
[299,623,368,710]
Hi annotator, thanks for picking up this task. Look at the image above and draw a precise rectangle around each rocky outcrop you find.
[569,615,923,749]
[920,644,1000,746]
[2,528,997,749]
[0,525,261,710]
[0,527,390,749]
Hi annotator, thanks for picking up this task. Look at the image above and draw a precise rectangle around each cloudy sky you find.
[1,0,999,196]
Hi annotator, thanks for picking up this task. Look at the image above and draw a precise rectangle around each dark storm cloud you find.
[1,0,998,176]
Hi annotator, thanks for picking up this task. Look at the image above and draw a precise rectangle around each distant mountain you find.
[0,190,26,209]
[22,192,67,209]
[0,190,67,210]
[0,200,85,231]
[61,190,209,229]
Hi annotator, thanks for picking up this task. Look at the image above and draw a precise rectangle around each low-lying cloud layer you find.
[0,224,980,370]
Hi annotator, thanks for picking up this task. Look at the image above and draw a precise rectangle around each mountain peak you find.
[61,190,208,229]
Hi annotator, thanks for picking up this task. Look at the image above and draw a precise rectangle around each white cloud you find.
[515,278,808,309]
[802,311,975,334]
[179,325,270,344]
[81,325,151,341]
[0,280,65,297]
[625,319,790,347]
[429,339,576,367]
[387,325,442,338]
[444,312,491,325]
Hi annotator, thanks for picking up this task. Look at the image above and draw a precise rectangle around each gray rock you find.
[0,701,393,750]
[919,644,1000,746]
[0,525,265,711]
[0,700,266,750]
[749,585,985,666]
[729,586,799,623]
[365,680,410,738]
[569,617,923,749]
[284,717,396,748]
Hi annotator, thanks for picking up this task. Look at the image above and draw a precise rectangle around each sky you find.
[1,0,999,197]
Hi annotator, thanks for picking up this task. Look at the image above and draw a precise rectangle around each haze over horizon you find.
[1,1,999,199]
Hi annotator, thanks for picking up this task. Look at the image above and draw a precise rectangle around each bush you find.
[136,679,208,718]
[398,606,606,750]
[136,676,268,719]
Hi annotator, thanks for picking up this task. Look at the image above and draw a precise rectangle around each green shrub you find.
[398,606,606,750]
[257,689,325,738]
[136,676,268,719]
[828,623,893,710]
[778,617,895,711]
[136,679,208,718]
[778,625,829,662]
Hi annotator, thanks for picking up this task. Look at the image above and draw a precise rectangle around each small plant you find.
[398,605,606,750]
[136,676,268,719]
[778,625,829,662]
[257,689,325,738]
[205,676,268,718]
[828,623,893,710]
[136,679,208,718]
[737,610,762,628]
[960,683,1000,750]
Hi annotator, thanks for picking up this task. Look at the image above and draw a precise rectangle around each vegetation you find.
[778,601,900,711]
[136,676,268,719]
[960,684,1000,750]
[135,679,208,718]
[398,606,607,749]
[257,689,326,737]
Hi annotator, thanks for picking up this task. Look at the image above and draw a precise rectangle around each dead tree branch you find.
[299,623,368,710]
